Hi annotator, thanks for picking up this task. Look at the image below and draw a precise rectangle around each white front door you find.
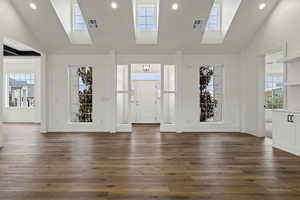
[133,81,160,123]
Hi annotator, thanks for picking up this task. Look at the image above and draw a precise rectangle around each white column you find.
[175,51,183,133]
[0,39,3,148]
[109,50,117,133]
[40,54,47,133]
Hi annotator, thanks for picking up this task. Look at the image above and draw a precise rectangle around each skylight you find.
[73,3,87,31]
[206,4,221,31]
[202,0,242,44]
[50,0,92,44]
[132,0,160,44]
[137,7,155,31]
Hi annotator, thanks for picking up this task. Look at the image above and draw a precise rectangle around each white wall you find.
[0,0,43,147]
[181,54,241,132]
[47,53,241,133]
[2,58,41,123]
[47,54,115,132]
[240,0,300,136]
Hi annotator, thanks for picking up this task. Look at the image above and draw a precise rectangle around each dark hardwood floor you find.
[1,124,300,200]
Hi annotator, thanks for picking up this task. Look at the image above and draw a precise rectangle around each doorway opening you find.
[1,38,43,148]
[131,64,161,124]
[116,64,176,132]
[264,50,285,138]
[2,38,41,124]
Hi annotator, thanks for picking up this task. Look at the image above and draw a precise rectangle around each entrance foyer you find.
[116,64,175,132]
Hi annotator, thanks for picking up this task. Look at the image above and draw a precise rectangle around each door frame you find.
[115,63,176,132]
[257,42,287,137]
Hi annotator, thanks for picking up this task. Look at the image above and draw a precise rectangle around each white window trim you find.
[68,65,93,124]
[264,73,284,110]
[199,64,225,124]
[6,72,36,109]
[161,64,176,126]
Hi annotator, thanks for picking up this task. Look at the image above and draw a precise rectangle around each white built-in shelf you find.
[277,55,300,63]
[284,82,300,86]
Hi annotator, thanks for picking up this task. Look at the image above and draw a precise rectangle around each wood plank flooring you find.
[1,124,300,200]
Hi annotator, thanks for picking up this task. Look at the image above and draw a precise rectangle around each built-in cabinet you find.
[273,110,300,156]
[272,52,300,156]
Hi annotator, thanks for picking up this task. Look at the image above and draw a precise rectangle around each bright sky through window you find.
[8,73,35,108]
[206,5,220,31]
[73,3,87,31]
[137,7,155,31]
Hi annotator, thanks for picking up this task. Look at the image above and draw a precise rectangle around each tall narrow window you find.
[117,65,130,124]
[199,65,223,122]
[206,4,221,31]
[163,65,176,124]
[137,6,155,31]
[7,73,35,108]
[72,3,87,31]
[70,66,93,123]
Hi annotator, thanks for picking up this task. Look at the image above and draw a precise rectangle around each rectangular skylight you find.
[206,4,221,31]
[132,0,160,44]
[50,0,92,44]
[137,7,155,31]
[73,3,87,31]
[202,0,242,44]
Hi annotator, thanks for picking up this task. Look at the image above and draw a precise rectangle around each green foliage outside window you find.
[265,89,283,109]
[200,66,218,122]
[77,67,93,122]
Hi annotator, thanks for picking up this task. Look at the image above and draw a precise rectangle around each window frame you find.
[68,65,93,124]
[162,65,176,125]
[199,64,224,124]
[264,73,284,110]
[6,72,36,109]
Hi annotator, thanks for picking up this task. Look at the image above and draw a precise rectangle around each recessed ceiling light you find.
[29,3,37,10]
[172,3,179,10]
[111,2,118,9]
[259,3,266,10]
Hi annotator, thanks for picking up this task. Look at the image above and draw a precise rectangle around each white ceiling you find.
[11,0,279,54]
[4,37,35,51]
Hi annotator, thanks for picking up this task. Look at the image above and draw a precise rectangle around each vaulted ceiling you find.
[11,0,279,54]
